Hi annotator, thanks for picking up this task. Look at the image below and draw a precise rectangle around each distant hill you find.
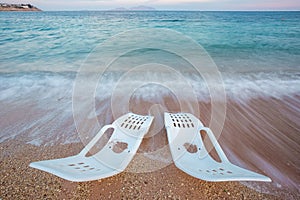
[0,3,41,11]
[111,5,156,11]
[130,6,156,11]
[112,7,128,11]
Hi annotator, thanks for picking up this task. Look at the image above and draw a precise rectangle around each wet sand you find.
[1,96,300,199]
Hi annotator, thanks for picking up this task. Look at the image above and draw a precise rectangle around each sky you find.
[4,0,300,11]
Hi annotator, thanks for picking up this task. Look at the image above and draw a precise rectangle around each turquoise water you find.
[1,11,299,72]
[0,11,300,198]
[1,11,300,100]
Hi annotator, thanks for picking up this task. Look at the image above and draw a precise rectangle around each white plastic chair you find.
[30,113,153,182]
[164,112,271,182]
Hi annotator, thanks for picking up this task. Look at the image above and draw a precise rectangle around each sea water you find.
[0,11,299,198]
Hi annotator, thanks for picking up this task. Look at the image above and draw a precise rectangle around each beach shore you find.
[1,95,299,199]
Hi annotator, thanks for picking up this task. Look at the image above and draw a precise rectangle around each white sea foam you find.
[0,70,299,145]
[1,71,300,104]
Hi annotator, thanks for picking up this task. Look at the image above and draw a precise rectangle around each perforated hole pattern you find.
[169,113,195,128]
[199,167,233,176]
[67,162,101,172]
[120,115,149,130]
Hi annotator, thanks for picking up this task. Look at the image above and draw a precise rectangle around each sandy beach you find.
[1,96,300,199]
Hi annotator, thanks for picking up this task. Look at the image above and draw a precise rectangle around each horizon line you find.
[41,9,300,12]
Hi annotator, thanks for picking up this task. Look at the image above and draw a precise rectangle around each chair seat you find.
[30,113,153,182]
[164,112,271,182]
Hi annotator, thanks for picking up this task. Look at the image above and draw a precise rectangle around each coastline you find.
[0,92,299,198]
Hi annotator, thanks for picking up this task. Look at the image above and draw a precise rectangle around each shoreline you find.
[0,96,300,199]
